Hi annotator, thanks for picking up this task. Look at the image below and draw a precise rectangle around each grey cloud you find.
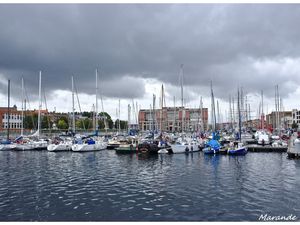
[0,4,300,106]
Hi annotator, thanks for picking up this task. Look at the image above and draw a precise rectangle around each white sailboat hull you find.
[0,144,17,151]
[15,143,36,150]
[170,144,200,154]
[47,143,72,151]
[72,142,107,152]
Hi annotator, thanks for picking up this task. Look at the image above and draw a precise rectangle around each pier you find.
[246,144,287,152]
[287,134,300,159]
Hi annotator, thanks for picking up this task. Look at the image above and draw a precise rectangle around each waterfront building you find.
[292,109,300,128]
[138,107,208,132]
[0,106,50,133]
[0,105,22,132]
[266,111,292,130]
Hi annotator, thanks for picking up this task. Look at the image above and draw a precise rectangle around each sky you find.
[0,3,300,122]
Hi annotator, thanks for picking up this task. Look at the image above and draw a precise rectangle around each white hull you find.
[170,144,200,154]
[15,141,48,151]
[33,141,48,150]
[15,143,35,150]
[0,144,17,151]
[158,148,169,154]
[47,143,72,151]
[72,142,107,152]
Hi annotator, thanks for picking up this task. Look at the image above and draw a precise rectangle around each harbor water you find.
[0,150,299,221]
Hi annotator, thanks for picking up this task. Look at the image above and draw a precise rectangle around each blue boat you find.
[203,139,221,154]
[227,88,248,156]
[227,145,247,155]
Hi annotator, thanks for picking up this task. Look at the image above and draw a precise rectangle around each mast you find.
[118,99,121,133]
[197,96,201,132]
[95,69,98,132]
[200,96,203,132]
[159,84,166,132]
[229,95,233,129]
[261,90,264,130]
[232,96,235,129]
[153,94,156,133]
[37,71,42,138]
[128,104,131,133]
[210,81,216,132]
[173,96,176,132]
[217,100,220,130]
[180,64,184,132]
[72,76,75,133]
[21,77,24,136]
[7,79,10,141]
[149,104,152,132]
[238,88,242,142]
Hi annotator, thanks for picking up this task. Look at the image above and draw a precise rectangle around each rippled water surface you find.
[0,150,299,221]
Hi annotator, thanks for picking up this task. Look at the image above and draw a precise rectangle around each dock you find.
[287,134,300,159]
[246,144,287,152]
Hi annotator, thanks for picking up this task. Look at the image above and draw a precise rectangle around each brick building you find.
[138,107,208,132]
[0,106,23,132]
[266,111,292,130]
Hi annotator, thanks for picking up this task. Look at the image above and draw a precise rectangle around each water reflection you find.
[0,151,300,221]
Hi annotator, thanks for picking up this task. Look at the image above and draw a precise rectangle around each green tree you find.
[292,121,298,130]
[114,119,128,130]
[99,112,113,129]
[23,114,37,130]
[75,118,93,130]
[41,115,52,129]
[57,119,68,129]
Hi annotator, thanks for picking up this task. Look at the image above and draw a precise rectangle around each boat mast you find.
[37,71,42,139]
[7,79,10,141]
[128,104,131,133]
[200,96,203,132]
[21,77,24,136]
[153,94,156,133]
[173,96,176,132]
[95,69,98,133]
[238,88,242,142]
[210,81,216,132]
[160,84,163,132]
[72,76,75,134]
[180,64,184,132]
[261,90,264,130]
[118,99,121,133]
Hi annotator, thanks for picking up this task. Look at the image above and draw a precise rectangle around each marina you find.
[1,3,300,222]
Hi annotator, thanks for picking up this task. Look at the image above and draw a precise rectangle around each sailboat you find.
[227,88,248,155]
[47,76,76,152]
[0,80,17,151]
[72,69,107,152]
[203,81,221,154]
[15,72,48,150]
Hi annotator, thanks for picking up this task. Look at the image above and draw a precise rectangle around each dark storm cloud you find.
[0,4,300,102]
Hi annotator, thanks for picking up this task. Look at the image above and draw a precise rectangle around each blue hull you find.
[203,147,220,154]
[228,147,247,155]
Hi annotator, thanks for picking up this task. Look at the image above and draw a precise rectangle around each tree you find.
[76,118,93,130]
[114,119,128,130]
[41,115,52,129]
[23,115,37,130]
[292,121,298,130]
[99,112,113,129]
[57,119,68,129]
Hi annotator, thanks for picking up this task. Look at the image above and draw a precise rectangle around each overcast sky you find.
[0,4,300,122]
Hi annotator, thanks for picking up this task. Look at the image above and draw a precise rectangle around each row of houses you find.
[1,105,300,133]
